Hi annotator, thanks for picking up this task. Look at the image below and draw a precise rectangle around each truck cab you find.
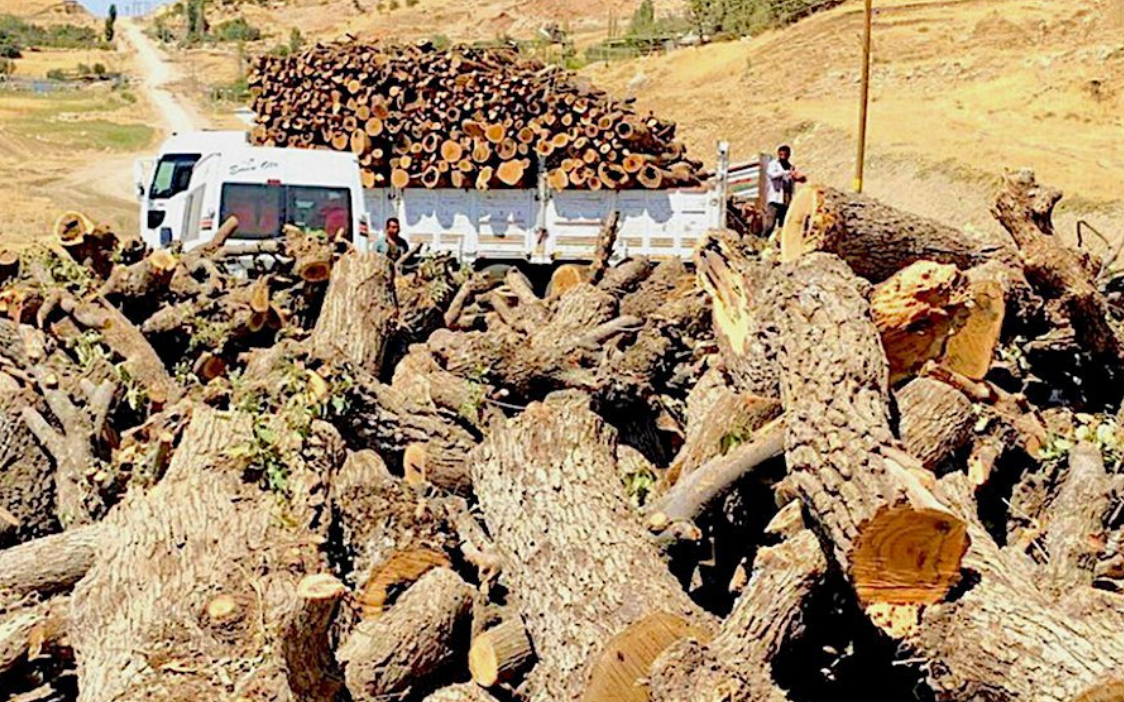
[136,130,250,249]
[175,146,370,251]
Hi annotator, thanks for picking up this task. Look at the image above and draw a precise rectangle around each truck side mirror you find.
[133,158,152,201]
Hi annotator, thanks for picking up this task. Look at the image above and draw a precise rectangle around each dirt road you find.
[55,19,209,229]
[118,17,202,136]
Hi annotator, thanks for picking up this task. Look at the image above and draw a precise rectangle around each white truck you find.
[137,132,762,265]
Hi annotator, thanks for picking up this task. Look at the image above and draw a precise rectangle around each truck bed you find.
[363,185,724,265]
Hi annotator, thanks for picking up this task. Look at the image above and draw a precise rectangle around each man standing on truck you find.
[763,145,806,239]
[374,217,409,262]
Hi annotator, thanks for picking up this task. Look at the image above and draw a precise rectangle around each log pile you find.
[248,41,703,191]
[4,169,1124,702]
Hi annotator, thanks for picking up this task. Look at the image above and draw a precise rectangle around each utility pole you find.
[854,0,873,193]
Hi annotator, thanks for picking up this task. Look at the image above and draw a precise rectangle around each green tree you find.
[186,0,208,43]
[105,4,117,42]
[628,0,656,37]
[288,27,304,54]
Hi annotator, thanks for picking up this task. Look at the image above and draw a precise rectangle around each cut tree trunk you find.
[0,407,57,547]
[470,392,714,701]
[991,169,1124,367]
[0,524,101,598]
[68,408,345,702]
[895,377,975,472]
[311,251,397,376]
[909,472,1124,702]
[781,185,1018,283]
[870,261,970,383]
[649,511,829,702]
[469,617,535,688]
[702,251,968,605]
[338,567,475,702]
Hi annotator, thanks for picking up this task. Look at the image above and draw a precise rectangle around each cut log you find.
[895,377,975,471]
[359,548,451,618]
[992,169,1124,366]
[546,263,589,299]
[941,278,1006,380]
[649,525,829,702]
[585,612,712,702]
[422,684,501,702]
[781,185,1018,282]
[647,417,785,532]
[871,261,971,383]
[469,618,535,688]
[285,225,336,279]
[0,524,101,598]
[470,392,714,701]
[703,251,968,605]
[68,409,346,702]
[311,251,397,376]
[339,567,475,702]
[1042,442,1124,592]
[908,472,1124,702]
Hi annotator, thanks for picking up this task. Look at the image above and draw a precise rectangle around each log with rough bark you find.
[0,524,101,599]
[469,617,535,688]
[470,392,714,701]
[329,449,454,600]
[992,169,1124,367]
[0,406,56,547]
[338,567,475,702]
[909,471,1124,702]
[895,377,975,471]
[422,684,501,702]
[781,185,1018,282]
[702,250,969,605]
[649,507,829,702]
[68,408,345,702]
[311,251,397,375]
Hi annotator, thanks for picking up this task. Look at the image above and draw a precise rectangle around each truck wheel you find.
[546,264,590,299]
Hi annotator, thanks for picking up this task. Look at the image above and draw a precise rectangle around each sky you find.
[78,0,168,17]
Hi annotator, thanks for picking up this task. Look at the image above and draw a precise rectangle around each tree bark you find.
[311,251,397,376]
[649,523,828,702]
[895,377,975,471]
[469,617,535,688]
[991,169,1124,366]
[703,252,968,606]
[781,184,1018,283]
[338,567,475,702]
[68,408,344,702]
[910,472,1124,702]
[0,407,57,547]
[470,391,714,701]
[422,684,501,702]
[0,524,102,599]
[0,597,68,676]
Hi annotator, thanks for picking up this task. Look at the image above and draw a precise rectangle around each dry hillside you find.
[0,0,95,25]
[197,0,676,45]
[585,0,1124,243]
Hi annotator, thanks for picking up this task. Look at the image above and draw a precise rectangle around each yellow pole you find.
[854,0,873,193]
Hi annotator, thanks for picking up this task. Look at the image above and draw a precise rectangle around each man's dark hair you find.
[778,144,791,154]
[386,217,400,226]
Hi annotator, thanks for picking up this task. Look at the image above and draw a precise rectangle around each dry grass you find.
[582,0,1124,243]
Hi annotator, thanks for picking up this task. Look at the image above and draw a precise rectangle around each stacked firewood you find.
[247,41,703,191]
[5,170,1124,702]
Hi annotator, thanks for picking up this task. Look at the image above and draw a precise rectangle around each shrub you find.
[46,68,67,81]
[214,17,261,43]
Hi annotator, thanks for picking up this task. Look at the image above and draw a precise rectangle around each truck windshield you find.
[220,183,353,239]
[150,153,201,200]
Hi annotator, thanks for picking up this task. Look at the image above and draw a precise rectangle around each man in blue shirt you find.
[374,217,408,262]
